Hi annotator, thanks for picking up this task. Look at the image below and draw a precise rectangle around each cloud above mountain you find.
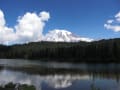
[0,10,16,45]
[0,9,50,45]
[14,11,50,44]
[104,11,120,32]
[0,9,92,45]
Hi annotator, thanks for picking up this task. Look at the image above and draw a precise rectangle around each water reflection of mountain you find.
[0,63,120,79]
[0,60,120,90]
[0,69,91,90]
[0,69,120,90]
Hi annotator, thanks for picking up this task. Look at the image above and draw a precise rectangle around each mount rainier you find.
[43,30,93,42]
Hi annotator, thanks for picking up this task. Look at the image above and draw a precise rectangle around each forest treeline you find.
[0,38,120,63]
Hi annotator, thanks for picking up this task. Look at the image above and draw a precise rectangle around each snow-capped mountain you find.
[43,29,93,42]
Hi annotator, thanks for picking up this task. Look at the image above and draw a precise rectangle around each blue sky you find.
[0,0,120,43]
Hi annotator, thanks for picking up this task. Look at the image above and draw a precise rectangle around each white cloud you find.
[107,19,114,24]
[39,11,50,21]
[0,9,50,45]
[0,10,5,26]
[104,24,120,32]
[0,10,16,45]
[104,11,120,32]
[115,12,120,22]
[115,12,120,18]
[15,11,50,44]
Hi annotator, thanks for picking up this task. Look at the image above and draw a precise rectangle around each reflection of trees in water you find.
[91,75,101,90]
[92,72,120,83]
[0,63,120,90]
[90,83,101,90]
[0,69,91,90]
[91,72,120,90]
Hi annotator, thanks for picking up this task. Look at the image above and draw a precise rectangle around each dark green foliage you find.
[0,38,120,63]
[19,84,35,90]
[0,83,36,90]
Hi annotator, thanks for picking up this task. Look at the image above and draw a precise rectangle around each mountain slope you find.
[43,30,93,42]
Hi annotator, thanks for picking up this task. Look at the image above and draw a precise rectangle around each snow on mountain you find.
[43,29,93,42]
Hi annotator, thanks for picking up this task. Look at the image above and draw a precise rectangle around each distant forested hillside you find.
[0,38,120,63]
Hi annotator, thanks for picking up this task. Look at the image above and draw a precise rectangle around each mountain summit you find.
[44,30,93,42]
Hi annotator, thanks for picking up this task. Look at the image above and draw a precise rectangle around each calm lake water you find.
[0,59,120,90]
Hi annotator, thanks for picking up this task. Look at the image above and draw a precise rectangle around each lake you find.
[0,59,120,90]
